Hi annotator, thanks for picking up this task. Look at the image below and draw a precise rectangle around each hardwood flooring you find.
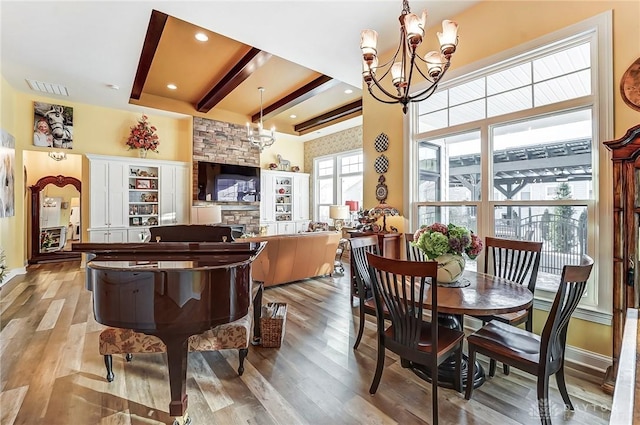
[1,261,612,425]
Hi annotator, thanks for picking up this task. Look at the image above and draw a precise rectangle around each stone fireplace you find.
[192,116,260,234]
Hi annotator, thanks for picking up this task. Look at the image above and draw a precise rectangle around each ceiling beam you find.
[294,99,362,133]
[196,48,272,113]
[252,75,339,122]
[130,10,168,100]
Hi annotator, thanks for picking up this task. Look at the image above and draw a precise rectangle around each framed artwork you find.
[136,179,151,189]
[276,205,284,213]
[132,217,141,225]
[33,102,74,149]
[0,129,15,218]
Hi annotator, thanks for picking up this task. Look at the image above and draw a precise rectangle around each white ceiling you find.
[0,1,478,140]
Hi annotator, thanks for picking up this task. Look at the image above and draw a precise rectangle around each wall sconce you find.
[48,151,67,161]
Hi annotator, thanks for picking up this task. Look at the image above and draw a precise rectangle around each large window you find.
[408,15,612,320]
[314,150,363,223]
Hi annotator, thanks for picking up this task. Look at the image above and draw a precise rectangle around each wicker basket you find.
[260,302,287,348]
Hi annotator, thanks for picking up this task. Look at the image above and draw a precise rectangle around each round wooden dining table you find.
[410,269,534,389]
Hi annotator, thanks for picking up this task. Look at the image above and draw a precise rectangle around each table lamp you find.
[345,200,359,224]
[191,205,222,225]
[329,205,350,231]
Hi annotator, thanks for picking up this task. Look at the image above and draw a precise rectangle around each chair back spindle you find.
[404,232,427,262]
[484,237,543,293]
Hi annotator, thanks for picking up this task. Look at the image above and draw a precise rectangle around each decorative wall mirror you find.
[29,175,81,263]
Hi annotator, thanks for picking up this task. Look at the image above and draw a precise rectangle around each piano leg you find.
[164,336,190,417]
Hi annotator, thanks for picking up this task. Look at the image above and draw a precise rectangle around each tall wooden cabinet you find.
[602,125,640,393]
[87,155,190,242]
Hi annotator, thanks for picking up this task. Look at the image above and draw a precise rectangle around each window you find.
[408,14,612,321]
[314,150,363,223]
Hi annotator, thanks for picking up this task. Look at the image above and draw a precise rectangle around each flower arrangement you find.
[125,114,159,153]
[412,223,483,260]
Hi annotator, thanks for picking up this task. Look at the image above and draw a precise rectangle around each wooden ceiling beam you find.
[130,10,168,100]
[252,75,339,122]
[197,48,272,113]
[294,99,362,133]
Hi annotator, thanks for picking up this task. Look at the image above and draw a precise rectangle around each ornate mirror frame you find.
[29,175,81,263]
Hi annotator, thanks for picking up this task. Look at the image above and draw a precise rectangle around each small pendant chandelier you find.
[247,87,275,152]
[360,0,459,114]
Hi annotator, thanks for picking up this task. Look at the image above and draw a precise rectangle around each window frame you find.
[313,149,363,223]
[404,12,613,323]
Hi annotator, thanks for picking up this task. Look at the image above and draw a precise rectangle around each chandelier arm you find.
[409,84,440,103]
[367,87,402,105]
[368,76,403,102]
[371,28,406,82]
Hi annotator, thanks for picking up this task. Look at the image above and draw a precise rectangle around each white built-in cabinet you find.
[87,155,189,242]
[260,170,310,235]
[160,164,189,225]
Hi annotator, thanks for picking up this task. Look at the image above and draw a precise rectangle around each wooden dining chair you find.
[404,232,426,261]
[473,236,543,376]
[350,235,382,349]
[367,253,464,425]
[465,255,593,425]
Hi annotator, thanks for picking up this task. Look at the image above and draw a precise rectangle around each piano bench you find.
[99,312,252,382]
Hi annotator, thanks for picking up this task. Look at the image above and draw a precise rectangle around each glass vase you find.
[138,149,148,159]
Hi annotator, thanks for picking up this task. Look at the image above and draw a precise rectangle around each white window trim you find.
[313,149,363,221]
[404,11,613,322]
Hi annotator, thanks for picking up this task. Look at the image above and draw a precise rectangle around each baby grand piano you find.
[74,242,265,425]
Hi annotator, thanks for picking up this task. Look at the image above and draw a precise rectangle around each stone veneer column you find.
[192,116,261,234]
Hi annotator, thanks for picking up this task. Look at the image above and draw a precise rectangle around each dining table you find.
[409,268,534,390]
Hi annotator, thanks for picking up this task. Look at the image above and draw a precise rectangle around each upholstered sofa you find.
[239,231,342,287]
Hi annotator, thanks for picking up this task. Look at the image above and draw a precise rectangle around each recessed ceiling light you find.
[344,89,353,94]
[289,114,297,119]
[107,84,119,90]
[195,32,208,42]
[167,84,177,90]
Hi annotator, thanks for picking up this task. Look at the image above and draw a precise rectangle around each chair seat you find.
[475,309,528,326]
[467,320,541,370]
[385,323,464,355]
[99,312,252,355]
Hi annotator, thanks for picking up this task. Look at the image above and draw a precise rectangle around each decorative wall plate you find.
[375,182,388,202]
[374,133,389,152]
[374,154,389,174]
[621,57,640,112]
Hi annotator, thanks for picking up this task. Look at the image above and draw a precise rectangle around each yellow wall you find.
[258,135,305,172]
[363,2,640,357]
[0,77,22,273]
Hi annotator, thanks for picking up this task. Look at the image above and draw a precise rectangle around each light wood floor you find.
[1,261,612,425]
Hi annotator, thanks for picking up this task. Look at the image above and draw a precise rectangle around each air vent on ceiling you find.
[26,79,69,96]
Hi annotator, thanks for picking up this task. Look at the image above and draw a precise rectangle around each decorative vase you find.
[138,149,148,158]
[434,253,466,283]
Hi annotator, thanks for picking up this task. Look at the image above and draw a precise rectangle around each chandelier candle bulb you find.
[404,11,427,47]
[360,30,378,61]
[438,20,459,56]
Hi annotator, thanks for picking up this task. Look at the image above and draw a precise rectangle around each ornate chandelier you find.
[247,87,275,152]
[360,0,459,114]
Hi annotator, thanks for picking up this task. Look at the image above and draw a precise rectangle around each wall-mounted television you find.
[197,161,260,202]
